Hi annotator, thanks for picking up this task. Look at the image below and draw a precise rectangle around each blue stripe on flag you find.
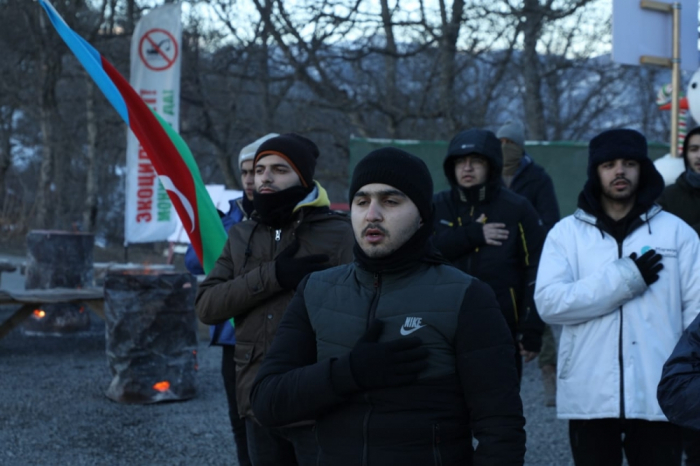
[39,0,129,124]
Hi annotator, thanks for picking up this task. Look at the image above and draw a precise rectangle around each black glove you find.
[630,249,664,286]
[349,319,429,390]
[275,239,330,290]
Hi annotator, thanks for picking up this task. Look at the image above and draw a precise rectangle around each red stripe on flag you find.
[100,58,204,259]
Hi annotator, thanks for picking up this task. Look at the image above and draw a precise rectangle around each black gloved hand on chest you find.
[349,319,429,390]
[275,239,330,290]
[630,249,664,286]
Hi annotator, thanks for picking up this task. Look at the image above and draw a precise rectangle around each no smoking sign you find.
[138,28,179,71]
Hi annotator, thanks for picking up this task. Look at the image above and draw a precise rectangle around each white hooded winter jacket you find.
[535,205,700,420]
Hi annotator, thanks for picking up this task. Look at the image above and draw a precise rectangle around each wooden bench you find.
[0,288,104,339]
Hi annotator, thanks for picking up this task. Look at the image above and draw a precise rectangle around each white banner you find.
[168,186,243,244]
[124,3,182,244]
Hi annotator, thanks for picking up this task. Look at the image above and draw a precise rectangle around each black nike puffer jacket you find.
[251,262,526,466]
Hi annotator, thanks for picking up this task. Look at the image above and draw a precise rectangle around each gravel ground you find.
[1,305,574,466]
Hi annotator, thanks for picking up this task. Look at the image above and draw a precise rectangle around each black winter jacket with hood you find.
[658,126,700,236]
[510,154,560,232]
[432,131,546,351]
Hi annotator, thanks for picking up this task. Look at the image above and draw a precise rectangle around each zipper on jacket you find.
[617,240,626,420]
[468,206,479,267]
[367,273,382,327]
[509,287,519,324]
[360,273,382,465]
[275,229,281,242]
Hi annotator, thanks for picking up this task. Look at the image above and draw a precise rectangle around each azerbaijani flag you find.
[39,0,226,273]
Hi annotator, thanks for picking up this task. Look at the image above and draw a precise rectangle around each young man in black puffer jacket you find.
[432,128,546,380]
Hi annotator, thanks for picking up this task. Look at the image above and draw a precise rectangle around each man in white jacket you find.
[535,128,700,466]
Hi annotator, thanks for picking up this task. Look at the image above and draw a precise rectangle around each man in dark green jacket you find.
[251,147,526,466]
[657,125,700,463]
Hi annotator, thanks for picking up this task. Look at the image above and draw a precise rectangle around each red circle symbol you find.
[138,28,179,71]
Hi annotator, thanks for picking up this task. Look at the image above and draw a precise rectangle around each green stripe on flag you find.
[152,111,227,273]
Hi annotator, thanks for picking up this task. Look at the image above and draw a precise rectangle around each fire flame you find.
[33,309,46,319]
[153,381,170,392]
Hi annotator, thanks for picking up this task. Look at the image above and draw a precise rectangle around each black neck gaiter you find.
[241,195,255,217]
[354,214,448,274]
[253,185,311,229]
[685,169,700,189]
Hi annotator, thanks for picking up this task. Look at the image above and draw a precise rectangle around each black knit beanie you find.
[581,128,665,214]
[587,129,648,178]
[254,133,319,188]
[348,147,433,222]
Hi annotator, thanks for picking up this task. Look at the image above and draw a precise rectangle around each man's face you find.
[351,183,422,258]
[453,154,489,188]
[254,155,301,194]
[240,160,255,200]
[597,158,640,202]
[686,134,700,174]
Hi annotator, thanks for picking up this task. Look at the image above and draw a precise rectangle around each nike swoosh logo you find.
[400,325,426,336]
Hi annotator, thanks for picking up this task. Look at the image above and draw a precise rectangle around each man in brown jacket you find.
[196,133,354,466]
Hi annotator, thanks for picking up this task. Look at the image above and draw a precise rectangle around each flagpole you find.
[670,2,681,158]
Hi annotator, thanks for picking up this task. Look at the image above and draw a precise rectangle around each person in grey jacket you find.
[250,147,525,466]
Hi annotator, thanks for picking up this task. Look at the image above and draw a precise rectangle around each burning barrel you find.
[103,268,198,404]
[23,230,94,335]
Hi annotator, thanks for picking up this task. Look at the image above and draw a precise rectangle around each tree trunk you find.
[521,0,547,140]
[380,0,398,138]
[438,0,464,135]
[0,107,14,208]
[215,145,238,190]
[36,102,55,230]
[83,78,98,232]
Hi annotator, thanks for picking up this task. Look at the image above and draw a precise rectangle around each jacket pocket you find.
[558,331,576,380]
[432,424,443,466]
[233,341,259,415]
[233,341,256,369]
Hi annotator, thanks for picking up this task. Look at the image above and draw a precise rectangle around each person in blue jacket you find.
[185,133,278,466]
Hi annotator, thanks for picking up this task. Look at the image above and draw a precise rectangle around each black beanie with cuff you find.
[254,133,319,188]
